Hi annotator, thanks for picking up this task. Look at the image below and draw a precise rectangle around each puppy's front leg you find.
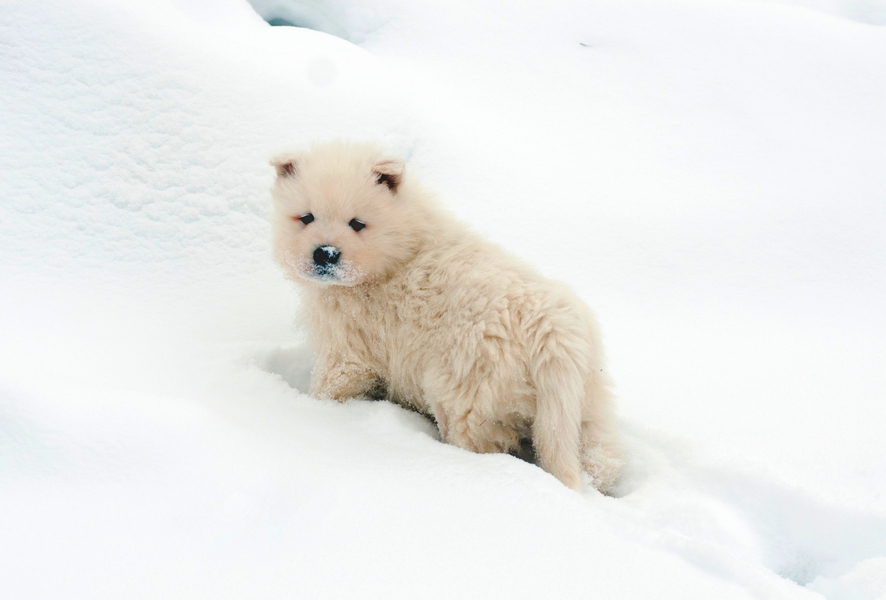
[310,347,377,402]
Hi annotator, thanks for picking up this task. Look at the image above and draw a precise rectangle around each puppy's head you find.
[270,142,420,287]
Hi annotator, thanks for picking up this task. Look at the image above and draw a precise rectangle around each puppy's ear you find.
[270,154,300,178]
[373,159,405,193]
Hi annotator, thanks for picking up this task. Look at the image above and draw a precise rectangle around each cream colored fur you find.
[270,141,623,492]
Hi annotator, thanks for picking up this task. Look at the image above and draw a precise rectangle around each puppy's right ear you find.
[270,154,300,178]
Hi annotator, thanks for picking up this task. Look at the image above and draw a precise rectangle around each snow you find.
[759,0,886,25]
[2,0,885,598]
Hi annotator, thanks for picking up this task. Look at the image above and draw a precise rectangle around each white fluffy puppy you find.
[270,141,622,492]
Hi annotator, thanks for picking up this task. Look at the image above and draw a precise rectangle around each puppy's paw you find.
[449,415,520,455]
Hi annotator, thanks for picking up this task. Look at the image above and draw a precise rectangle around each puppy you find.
[270,141,622,492]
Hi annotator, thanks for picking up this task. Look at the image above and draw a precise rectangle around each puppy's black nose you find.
[313,245,341,267]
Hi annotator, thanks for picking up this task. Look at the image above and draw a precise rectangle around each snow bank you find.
[757,0,886,25]
[2,0,885,598]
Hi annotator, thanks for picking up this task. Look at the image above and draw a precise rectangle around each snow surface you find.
[760,0,886,25]
[2,0,886,598]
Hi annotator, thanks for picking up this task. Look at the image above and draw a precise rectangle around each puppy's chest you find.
[316,291,403,362]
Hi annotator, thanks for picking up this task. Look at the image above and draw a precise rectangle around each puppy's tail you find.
[531,327,585,491]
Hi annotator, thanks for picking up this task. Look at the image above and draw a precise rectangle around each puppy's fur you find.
[270,141,622,492]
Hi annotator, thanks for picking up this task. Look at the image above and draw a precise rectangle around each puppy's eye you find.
[297,213,314,225]
[349,218,366,232]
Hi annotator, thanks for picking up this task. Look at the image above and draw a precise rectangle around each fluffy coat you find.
[270,141,622,492]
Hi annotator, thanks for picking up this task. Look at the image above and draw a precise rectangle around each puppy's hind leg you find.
[531,341,584,491]
[579,371,623,494]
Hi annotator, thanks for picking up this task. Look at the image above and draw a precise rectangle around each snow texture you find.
[761,0,886,25]
[1,0,885,598]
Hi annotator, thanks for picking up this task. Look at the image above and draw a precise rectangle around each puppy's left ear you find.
[373,159,405,193]
[270,153,300,178]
